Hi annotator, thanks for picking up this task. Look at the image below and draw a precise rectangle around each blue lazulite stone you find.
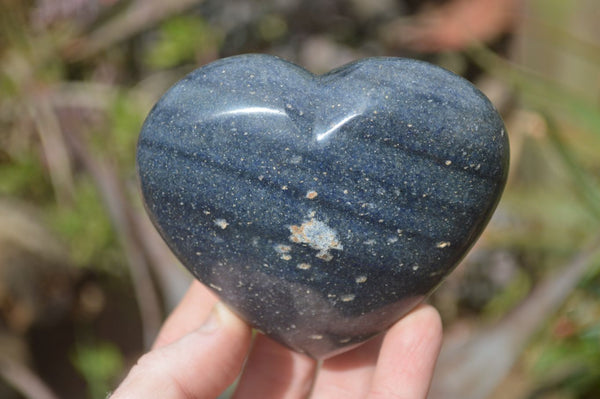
[137,54,509,359]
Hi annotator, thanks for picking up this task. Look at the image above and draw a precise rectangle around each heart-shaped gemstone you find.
[137,54,509,359]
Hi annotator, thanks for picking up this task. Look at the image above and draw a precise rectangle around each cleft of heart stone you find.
[137,54,509,359]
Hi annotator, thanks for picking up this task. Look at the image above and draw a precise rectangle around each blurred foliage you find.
[0,0,599,398]
[257,13,288,43]
[471,2,600,393]
[0,153,53,201]
[70,340,124,399]
[144,15,222,69]
[47,178,117,270]
[101,93,146,170]
[483,267,531,321]
[528,286,600,398]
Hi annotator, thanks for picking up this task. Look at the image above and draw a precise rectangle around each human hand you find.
[111,280,442,398]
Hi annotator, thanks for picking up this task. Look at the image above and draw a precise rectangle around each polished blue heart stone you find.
[137,54,509,359]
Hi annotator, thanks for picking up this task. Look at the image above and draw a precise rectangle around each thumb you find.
[111,303,252,399]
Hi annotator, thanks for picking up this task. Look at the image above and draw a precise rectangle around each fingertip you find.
[398,303,443,342]
[113,303,252,399]
[186,302,253,383]
[233,334,317,399]
[152,281,219,349]
[368,304,443,399]
[385,303,443,365]
[214,302,251,333]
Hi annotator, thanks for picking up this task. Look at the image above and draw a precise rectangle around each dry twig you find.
[46,81,192,311]
[63,129,163,349]
[29,98,75,205]
[65,0,206,60]
[0,354,60,399]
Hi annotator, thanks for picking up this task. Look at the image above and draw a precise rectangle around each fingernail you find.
[198,305,221,333]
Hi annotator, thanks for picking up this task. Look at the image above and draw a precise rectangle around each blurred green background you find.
[0,0,599,398]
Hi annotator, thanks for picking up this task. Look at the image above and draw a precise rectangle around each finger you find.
[233,333,317,399]
[368,304,443,399]
[310,335,383,398]
[112,303,252,399]
[153,280,218,349]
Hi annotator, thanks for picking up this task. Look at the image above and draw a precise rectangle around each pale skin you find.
[111,280,443,399]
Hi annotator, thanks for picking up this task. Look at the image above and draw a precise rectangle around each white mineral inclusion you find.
[214,218,229,229]
[340,294,356,302]
[289,213,343,261]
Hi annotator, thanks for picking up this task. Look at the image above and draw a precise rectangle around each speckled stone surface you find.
[137,54,509,359]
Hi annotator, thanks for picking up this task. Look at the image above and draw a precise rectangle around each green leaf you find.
[71,341,124,399]
[144,16,222,69]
